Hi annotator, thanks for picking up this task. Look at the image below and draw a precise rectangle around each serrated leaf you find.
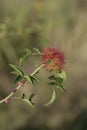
[44,89,57,106]
[57,70,66,80]
[13,75,23,84]
[9,64,24,77]
[29,93,34,105]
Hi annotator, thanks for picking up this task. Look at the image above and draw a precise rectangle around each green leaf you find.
[57,84,66,92]
[57,70,66,80]
[13,75,23,84]
[48,75,63,87]
[29,76,38,85]
[21,93,26,99]
[48,82,56,85]
[11,71,20,75]
[24,75,33,84]
[19,49,32,66]
[33,47,41,54]
[49,75,63,84]
[29,93,35,105]
[55,77,63,84]
[49,75,55,80]
[23,48,31,54]
[21,93,34,108]
[24,75,38,85]
[22,98,34,108]
[19,58,24,66]
[19,54,30,66]
[9,64,24,77]
[31,76,39,82]
[48,75,66,91]
[44,89,57,106]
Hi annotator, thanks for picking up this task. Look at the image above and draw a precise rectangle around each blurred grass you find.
[0,0,87,130]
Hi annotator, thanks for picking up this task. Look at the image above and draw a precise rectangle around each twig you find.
[0,64,45,104]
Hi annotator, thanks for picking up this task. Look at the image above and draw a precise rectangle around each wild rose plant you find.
[0,47,66,107]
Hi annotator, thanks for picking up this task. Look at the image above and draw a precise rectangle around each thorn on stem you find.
[13,89,16,93]
[4,99,8,104]
[17,80,25,86]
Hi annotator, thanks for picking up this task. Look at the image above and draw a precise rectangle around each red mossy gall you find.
[42,48,64,71]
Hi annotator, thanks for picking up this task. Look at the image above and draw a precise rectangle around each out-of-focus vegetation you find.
[0,0,87,130]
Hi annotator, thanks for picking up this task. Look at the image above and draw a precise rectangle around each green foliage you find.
[22,98,34,107]
[9,48,66,107]
[29,93,35,105]
[46,70,66,106]
[48,70,66,92]
[19,48,32,66]
[24,75,39,85]
[57,70,66,80]
[21,93,26,99]
[44,89,57,106]
[24,75,34,85]
[21,93,34,107]
[9,64,24,77]
[13,75,23,85]
[0,47,66,108]
[33,47,41,55]
[19,48,41,66]
[56,84,66,92]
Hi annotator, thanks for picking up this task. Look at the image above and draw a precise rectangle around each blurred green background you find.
[0,0,87,130]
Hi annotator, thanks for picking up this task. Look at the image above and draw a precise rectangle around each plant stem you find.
[31,64,44,76]
[0,64,45,104]
[0,81,25,104]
